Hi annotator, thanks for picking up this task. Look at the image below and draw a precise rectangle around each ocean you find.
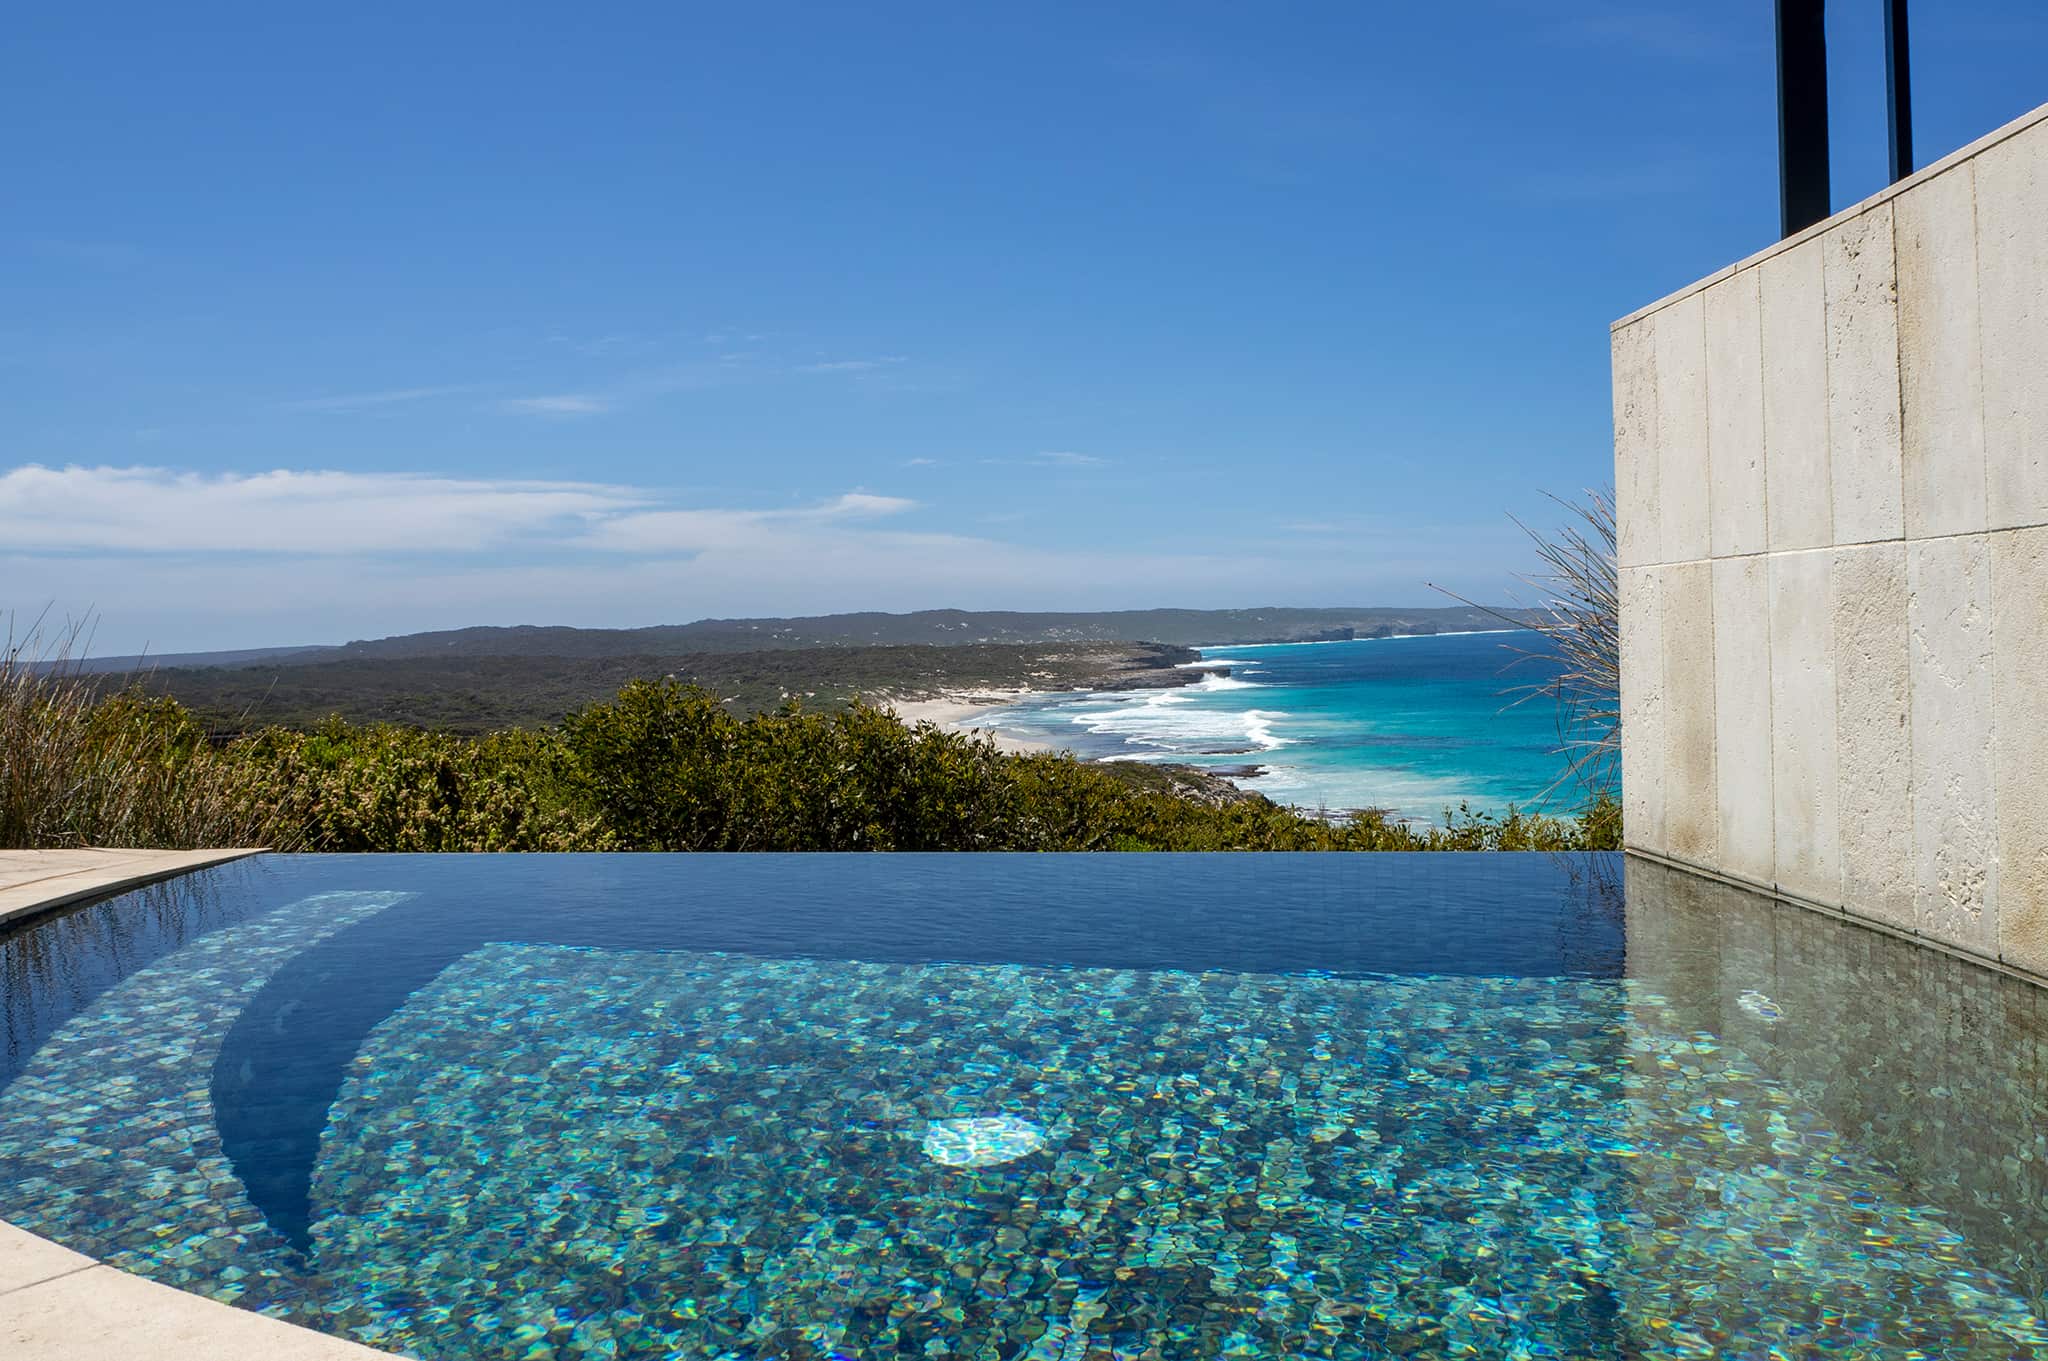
[981,630,1591,820]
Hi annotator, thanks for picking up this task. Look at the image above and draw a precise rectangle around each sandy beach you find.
[885,688,1056,755]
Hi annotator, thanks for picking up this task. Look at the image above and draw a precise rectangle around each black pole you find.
[1884,0,1913,182]
[1776,0,1831,237]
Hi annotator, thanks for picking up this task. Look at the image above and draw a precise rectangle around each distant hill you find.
[117,642,1203,735]
[58,644,328,675]
[72,606,1531,673]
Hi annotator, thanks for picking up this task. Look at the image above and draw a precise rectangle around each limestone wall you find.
[1613,100,2048,979]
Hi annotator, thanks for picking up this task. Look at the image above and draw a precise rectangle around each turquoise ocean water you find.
[983,630,1588,819]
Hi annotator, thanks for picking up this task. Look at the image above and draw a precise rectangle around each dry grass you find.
[1433,488,1619,806]
[0,618,284,850]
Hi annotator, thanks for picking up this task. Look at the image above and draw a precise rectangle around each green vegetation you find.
[111,642,1197,735]
[3,658,1618,853]
[0,647,275,850]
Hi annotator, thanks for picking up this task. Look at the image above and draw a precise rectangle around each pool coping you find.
[0,848,399,1359]
[0,848,269,933]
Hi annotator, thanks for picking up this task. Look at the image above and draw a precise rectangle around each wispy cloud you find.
[498,355,774,417]
[501,394,610,415]
[0,466,927,562]
[0,465,645,555]
[903,457,943,468]
[580,492,919,554]
[277,339,911,425]
[796,356,908,374]
[981,450,1111,468]
[278,384,487,414]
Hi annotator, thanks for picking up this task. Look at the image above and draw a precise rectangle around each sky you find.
[5,2,2045,655]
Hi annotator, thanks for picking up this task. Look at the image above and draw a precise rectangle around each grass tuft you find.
[0,616,289,850]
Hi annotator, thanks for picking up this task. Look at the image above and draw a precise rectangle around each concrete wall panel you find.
[1769,550,1841,905]
[1896,164,1987,540]
[1711,556,1773,884]
[1992,527,2048,975]
[1619,565,1667,854]
[1612,318,1662,569]
[1617,100,2048,977]
[1760,238,1832,551]
[1824,204,1905,546]
[1661,561,1719,863]
[1833,543,1914,931]
[1704,270,1767,558]
[1654,292,1712,563]
[1977,120,2048,531]
[1908,537,1997,953]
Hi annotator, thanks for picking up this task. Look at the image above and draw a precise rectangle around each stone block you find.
[1705,269,1767,558]
[1612,318,1662,569]
[1832,543,1914,930]
[1908,536,1997,955]
[1992,526,2048,976]
[1619,565,1666,853]
[1770,550,1841,905]
[1978,118,2048,530]
[1711,556,1773,884]
[1760,237,1832,551]
[1661,561,1718,864]
[0,1262,391,1358]
[1824,203,1904,545]
[0,1221,92,1295]
[1896,163,1987,539]
[1654,292,1711,562]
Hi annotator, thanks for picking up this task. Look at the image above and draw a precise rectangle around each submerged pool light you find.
[920,1115,1047,1167]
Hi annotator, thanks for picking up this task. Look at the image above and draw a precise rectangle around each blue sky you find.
[5,2,2044,653]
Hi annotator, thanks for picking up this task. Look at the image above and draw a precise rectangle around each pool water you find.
[1,854,2044,1359]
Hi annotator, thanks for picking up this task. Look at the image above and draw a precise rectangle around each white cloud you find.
[576,492,920,554]
[795,356,907,373]
[0,465,645,554]
[981,450,1110,468]
[0,466,931,566]
[278,384,485,414]
[501,394,611,415]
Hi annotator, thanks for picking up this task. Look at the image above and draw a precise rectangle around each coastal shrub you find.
[234,722,601,852]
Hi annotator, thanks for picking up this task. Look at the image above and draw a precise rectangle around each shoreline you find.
[883,689,1057,755]
[880,644,1210,757]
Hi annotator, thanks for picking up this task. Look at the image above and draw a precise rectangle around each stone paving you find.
[0,848,264,931]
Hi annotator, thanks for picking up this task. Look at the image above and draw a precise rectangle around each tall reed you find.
[0,620,284,850]
[1434,488,1619,806]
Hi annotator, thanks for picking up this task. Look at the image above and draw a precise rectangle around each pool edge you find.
[1625,847,2048,992]
[0,848,268,933]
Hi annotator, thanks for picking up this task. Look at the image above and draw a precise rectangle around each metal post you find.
[1776,0,1831,237]
[1884,0,1914,182]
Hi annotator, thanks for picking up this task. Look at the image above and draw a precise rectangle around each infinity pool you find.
[1,854,2043,1359]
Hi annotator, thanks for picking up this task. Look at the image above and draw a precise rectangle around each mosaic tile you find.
[0,879,2044,1359]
